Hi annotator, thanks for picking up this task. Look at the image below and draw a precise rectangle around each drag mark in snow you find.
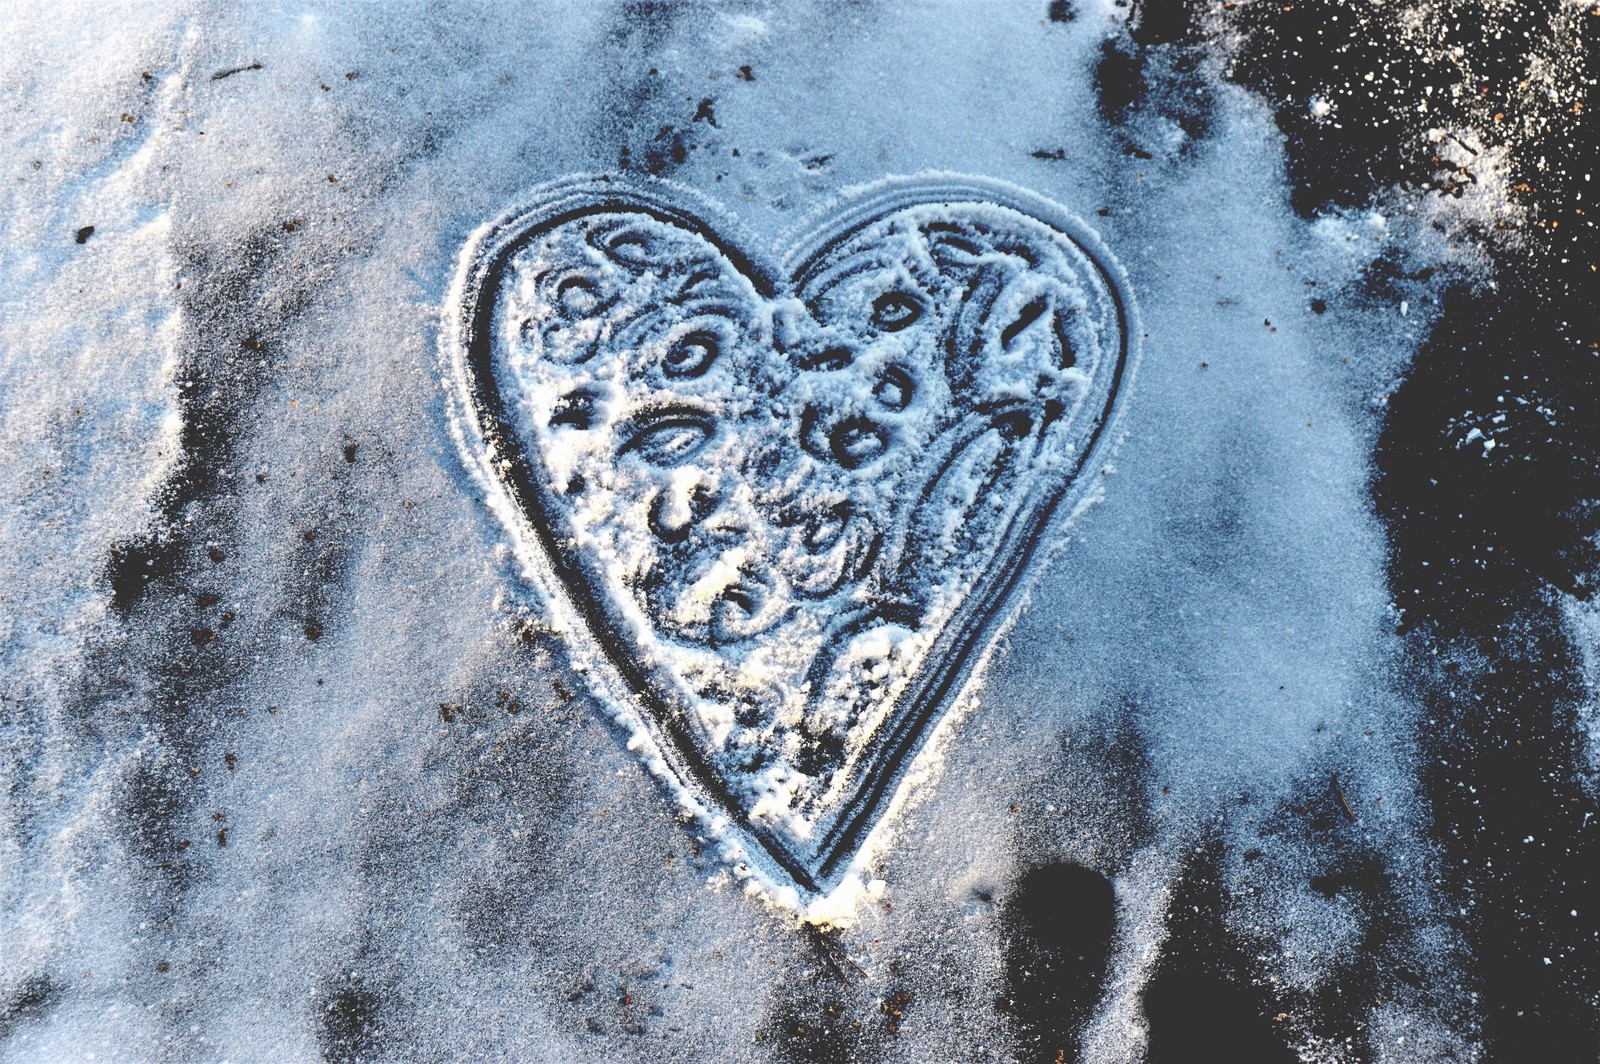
[447,176,1137,900]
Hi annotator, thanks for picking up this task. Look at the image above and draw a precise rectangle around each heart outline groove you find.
[445,174,1138,900]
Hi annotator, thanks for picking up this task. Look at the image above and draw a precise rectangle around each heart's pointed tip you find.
[740,862,866,927]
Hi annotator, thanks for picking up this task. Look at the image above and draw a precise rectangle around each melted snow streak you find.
[0,0,1594,1061]
[452,179,1132,894]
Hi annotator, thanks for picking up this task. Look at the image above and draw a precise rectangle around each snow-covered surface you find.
[0,1,1504,1060]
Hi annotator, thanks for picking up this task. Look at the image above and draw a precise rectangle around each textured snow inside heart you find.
[460,179,1132,891]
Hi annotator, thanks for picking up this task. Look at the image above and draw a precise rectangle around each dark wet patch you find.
[1221,0,1596,249]
[1402,621,1600,1057]
[108,534,184,611]
[1144,961,1295,1063]
[316,981,384,1064]
[1092,0,1215,158]
[999,862,1116,1063]
[1377,286,1600,624]
[1308,850,1386,900]
[1094,43,1144,121]
[996,694,1152,1060]
[1210,0,1600,1053]
[1371,272,1599,1061]
[1142,854,1295,1063]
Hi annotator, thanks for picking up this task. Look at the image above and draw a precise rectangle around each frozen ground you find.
[2,2,1596,1062]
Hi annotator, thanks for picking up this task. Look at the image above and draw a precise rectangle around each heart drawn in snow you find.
[446,176,1136,898]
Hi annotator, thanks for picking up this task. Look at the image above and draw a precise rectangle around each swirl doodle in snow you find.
[446,176,1136,901]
